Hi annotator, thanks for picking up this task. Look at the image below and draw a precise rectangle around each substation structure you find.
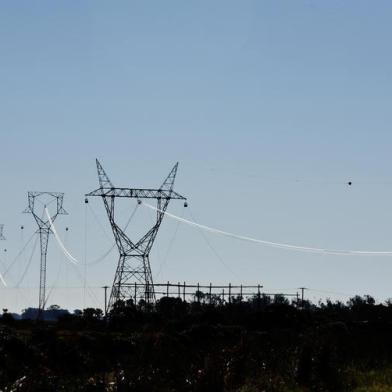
[86,160,187,311]
[24,192,67,317]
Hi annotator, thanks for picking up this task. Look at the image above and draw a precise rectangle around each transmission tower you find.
[0,225,5,241]
[24,192,67,316]
[86,159,187,309]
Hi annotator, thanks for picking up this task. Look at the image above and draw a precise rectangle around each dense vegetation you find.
[2,294,392,391]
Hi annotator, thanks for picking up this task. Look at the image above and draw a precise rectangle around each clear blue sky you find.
[1,1,392,312]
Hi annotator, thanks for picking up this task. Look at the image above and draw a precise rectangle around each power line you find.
[15,235,39,288]
[142,202,392,257]
[187,208,240,280]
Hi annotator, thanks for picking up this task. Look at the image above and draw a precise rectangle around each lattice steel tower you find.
[24,192,67,316]
[0,225,5,241]
[86,159,186,309]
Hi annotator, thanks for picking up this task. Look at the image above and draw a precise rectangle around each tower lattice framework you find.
[24,192,67,316]
[86,160,186,309]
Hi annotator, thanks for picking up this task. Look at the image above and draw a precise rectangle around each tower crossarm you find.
[86,187,186,200]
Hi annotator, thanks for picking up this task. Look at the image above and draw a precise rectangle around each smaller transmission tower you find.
[0,225,5,241]
[24,192,67,317]
[86,159,186,309]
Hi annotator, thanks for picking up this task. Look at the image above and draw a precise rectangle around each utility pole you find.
[298,287,307,308]
[24,192,67,319]
[86,159,187,311]
[102,285,109,317]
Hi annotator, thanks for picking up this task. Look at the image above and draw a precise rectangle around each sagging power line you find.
[142,202,392,257]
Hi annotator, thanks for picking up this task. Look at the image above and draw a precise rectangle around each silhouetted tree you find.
[194,290,205,303]
[273,294,289,305]
[82,308,103,320]
[156,297,187,317]
[348,295,375,308]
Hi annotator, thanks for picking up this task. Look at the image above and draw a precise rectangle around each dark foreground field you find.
[2,295,392,391]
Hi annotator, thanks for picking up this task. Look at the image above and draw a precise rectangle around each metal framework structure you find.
[131,282,269,304]
[0,225,5,241]
[24,192,67,316]
[86,159,186,310]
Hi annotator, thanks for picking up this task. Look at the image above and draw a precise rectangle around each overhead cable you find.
[45,208,78,264]
[142,202,392,256]
[0,271,6,287]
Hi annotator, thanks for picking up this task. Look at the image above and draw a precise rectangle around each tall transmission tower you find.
[86,159,187,309]
[24,192,67,316]
[0,225,5,241]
